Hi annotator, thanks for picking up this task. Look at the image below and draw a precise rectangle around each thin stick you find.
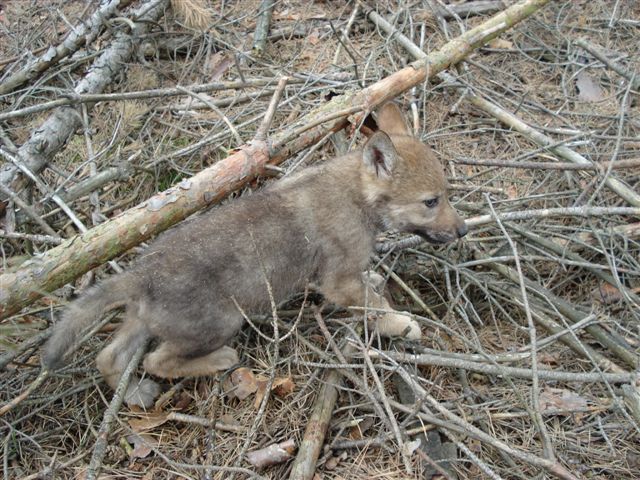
[0,183,58,237]
[85,341,148,480]
[0,0,170,194]
[288,312,352,480]
[0,328,52,371]
[474,248,639,369]
[332,4,360,64]
[366,350,637,383]
[464,89,640,207]
[0,79,304,123]
[486,196,554,460]
[452,157,640,170]
[466,206,640,227]
[165,412,245,433]
[176,86,244,146]
[254,77,289,141]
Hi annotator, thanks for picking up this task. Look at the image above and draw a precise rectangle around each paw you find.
[211,346,240,371]
[402,317,422,340]
[125,378,161,409]
[376,311,422,340]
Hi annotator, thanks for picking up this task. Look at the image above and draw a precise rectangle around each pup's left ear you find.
[363,131,397,179]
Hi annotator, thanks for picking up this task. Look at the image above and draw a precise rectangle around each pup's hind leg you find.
[96,315,159,409]
[143,342,239,379]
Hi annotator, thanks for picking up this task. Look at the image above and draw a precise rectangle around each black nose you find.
[457,223,468,238]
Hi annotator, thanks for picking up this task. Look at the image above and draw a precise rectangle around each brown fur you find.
[42,103,466,408]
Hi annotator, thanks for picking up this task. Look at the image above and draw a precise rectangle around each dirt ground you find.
[1,0,639,479]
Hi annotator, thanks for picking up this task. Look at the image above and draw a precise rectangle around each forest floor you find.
[1,0,639,479]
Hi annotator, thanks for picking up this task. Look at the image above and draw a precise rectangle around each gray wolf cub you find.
[43,103,467,407]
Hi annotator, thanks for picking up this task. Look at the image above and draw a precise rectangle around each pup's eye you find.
[423,197,439,208]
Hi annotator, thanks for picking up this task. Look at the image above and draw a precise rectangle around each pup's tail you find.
[42,275,133,370]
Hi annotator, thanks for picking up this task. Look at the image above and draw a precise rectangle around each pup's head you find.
[361,103,467,244]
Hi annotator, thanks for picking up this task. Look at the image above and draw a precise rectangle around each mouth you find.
[410,228,456,245]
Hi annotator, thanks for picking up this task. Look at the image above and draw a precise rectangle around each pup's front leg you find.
[362,271,421,340]
[321,271,421,340]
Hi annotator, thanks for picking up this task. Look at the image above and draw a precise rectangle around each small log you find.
[288,370,339,480]
[246,438,296,469]
[252,0,275,58]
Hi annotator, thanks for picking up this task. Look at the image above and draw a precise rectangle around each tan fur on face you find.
[42,102,466,408]
[363,105,467,244]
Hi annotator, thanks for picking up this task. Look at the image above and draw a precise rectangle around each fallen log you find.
[0,0,551,319]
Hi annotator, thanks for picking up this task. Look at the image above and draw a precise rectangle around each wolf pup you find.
[42,103,467,408]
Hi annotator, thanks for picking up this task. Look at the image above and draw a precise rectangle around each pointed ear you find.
[376,102,411,136]
[363,131,397,179]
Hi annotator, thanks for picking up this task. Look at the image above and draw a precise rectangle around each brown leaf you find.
[349,417,374,440]
[593,282,623,305]
[254,377,269,408]
[576,71,604,102]
[273,377,295,397]
[126,433,158,459]
[206,52,233,80]
[539,387,588,413]
[226,367,259,400]
[254,376,295,407]
[506,184,518,200]
[129,412,169,432]
[173,391,192,410]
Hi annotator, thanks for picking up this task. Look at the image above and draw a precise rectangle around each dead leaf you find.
[226,367,259,400]
[254,377,269,408]
[173,391,192,410]
[205,52,233,80]
[539,387,588,413]
[576,71,604,102]
[591,282,640,305]
[219,413,239,426]
[488,38,513,49]
[349,417,374,440]
[254,376,296,407]
[273,377,295,397]
[129,412,169,432]
[126,433,158,459]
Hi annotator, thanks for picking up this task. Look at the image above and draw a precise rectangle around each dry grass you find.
[1,0,639,479]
